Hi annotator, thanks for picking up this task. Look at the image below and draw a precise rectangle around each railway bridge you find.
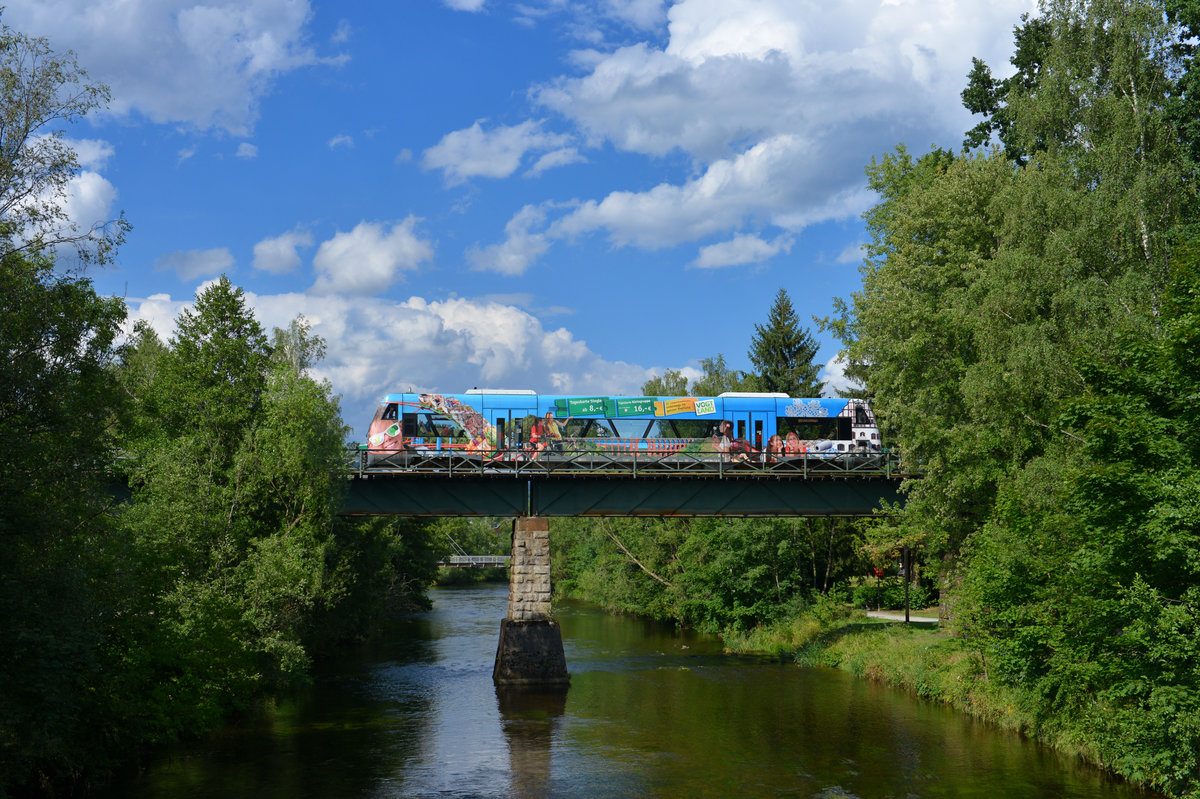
[339,446,913,687]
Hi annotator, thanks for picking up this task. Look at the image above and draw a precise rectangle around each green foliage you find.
[552,516,866,634]
[641,367,690,396]
[0,265,440,792]
[689,353,751,396]
[1166,0,1200,168]
[745,288,824,396]
[850,577,934,612]
[0,12,128,263]
[830,4,1200,794]
[961,13,1052,163]
[0,250,129,791]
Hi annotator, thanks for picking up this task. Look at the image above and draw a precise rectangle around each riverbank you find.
[724,608,1162,798]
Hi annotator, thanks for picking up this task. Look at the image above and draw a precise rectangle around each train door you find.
[749,410,770,451]
[729,411,749,445]
[510,406,536,450]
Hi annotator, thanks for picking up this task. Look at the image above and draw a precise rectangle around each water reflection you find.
[496,686,568,797]
[103,584,1152,799]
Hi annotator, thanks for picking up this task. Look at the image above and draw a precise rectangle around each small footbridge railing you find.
[439,555,512,568]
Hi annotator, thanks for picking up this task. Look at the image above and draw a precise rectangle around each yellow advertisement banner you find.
[655,397,697,417]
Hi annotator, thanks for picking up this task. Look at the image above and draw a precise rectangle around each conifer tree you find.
[747,288,823,396]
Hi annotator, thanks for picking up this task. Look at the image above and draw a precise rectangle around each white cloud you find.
[310,217,435,296]
[124,289,657,438]
[236,142,259,159]
[10,137,119,257]
[836,242,865,264]
[331,19,351,44]
[819,353,862,398]
[467,205,552,276]
[253,228,313,273]
[68,138,116,170]
[526,147,585,177]
[422,120,572,184]
[538,0,1035,163]
[46,137,119,238]
[601,0,667,31]
[442,0,487,11]
[3,0,341,135]
[551,134,869,249]
[481,0,1027,272]
[328,133,354,149]
[154,248,235,281]
[61,170,119,237]
[692,232,792,269]
[516,0,1036,259]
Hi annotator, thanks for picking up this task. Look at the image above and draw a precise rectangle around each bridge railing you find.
[440,555,511,568]
[350,441,910,479]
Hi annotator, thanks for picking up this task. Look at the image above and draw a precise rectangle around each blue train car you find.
[365,389,880,468]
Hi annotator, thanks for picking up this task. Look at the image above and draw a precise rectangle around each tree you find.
[832,0,1195,616]
[689,354,750,396]
[961,13,1053,163]
[956,234,1200,798]
[1165,0,1200,170]
[746,288,823,396]
[0,14,127,264]
[0,249,129,792]
[641,368,689,396]
[835,2,1199,791]
[271,314,326,375]
[161,276,271,451]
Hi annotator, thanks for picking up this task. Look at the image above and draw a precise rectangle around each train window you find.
[561,419,587,437]
[656,419,710,438]
[410,412,462,439]
[776,418,839,439]
[610,419,653,438]
[736,420,746,440]
[428,416,460,438]
[382,403,398,421]
[855,406,870,425]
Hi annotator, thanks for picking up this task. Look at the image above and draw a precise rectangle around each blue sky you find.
[9,0,1035,438]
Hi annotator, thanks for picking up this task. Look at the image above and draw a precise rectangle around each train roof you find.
[377,391,870,421]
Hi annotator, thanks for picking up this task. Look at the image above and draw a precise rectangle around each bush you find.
[851,576,934,610]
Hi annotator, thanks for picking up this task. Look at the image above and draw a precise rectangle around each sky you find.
[8,0,1037,439]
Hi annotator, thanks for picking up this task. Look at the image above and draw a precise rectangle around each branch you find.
[600,521,673,587]
[1020,412,1086,443]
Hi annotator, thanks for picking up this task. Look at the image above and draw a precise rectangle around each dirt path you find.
[865,610,939,623]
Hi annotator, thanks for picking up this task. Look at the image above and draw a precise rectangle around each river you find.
[104,583,1148,798]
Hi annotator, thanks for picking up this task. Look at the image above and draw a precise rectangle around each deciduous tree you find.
[0,13,127,264]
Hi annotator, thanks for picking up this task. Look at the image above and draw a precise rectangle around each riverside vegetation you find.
[4,2,1200,797]
[552,3,1200,798]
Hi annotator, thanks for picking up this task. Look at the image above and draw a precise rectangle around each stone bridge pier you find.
[492,517,569,686]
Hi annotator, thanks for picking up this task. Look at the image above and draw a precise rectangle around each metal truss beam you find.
[340,473,904,517]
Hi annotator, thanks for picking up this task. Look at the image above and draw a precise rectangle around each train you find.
[364,389,881,468]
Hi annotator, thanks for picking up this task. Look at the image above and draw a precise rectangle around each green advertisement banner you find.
[554,396,657,417]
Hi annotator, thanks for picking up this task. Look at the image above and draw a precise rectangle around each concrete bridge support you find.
[493,517,569,686]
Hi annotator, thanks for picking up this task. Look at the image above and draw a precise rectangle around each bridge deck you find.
[342,447,912,518]
[356,446,904,478]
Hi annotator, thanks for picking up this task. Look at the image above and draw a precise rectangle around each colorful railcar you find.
[365,389,880,468]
